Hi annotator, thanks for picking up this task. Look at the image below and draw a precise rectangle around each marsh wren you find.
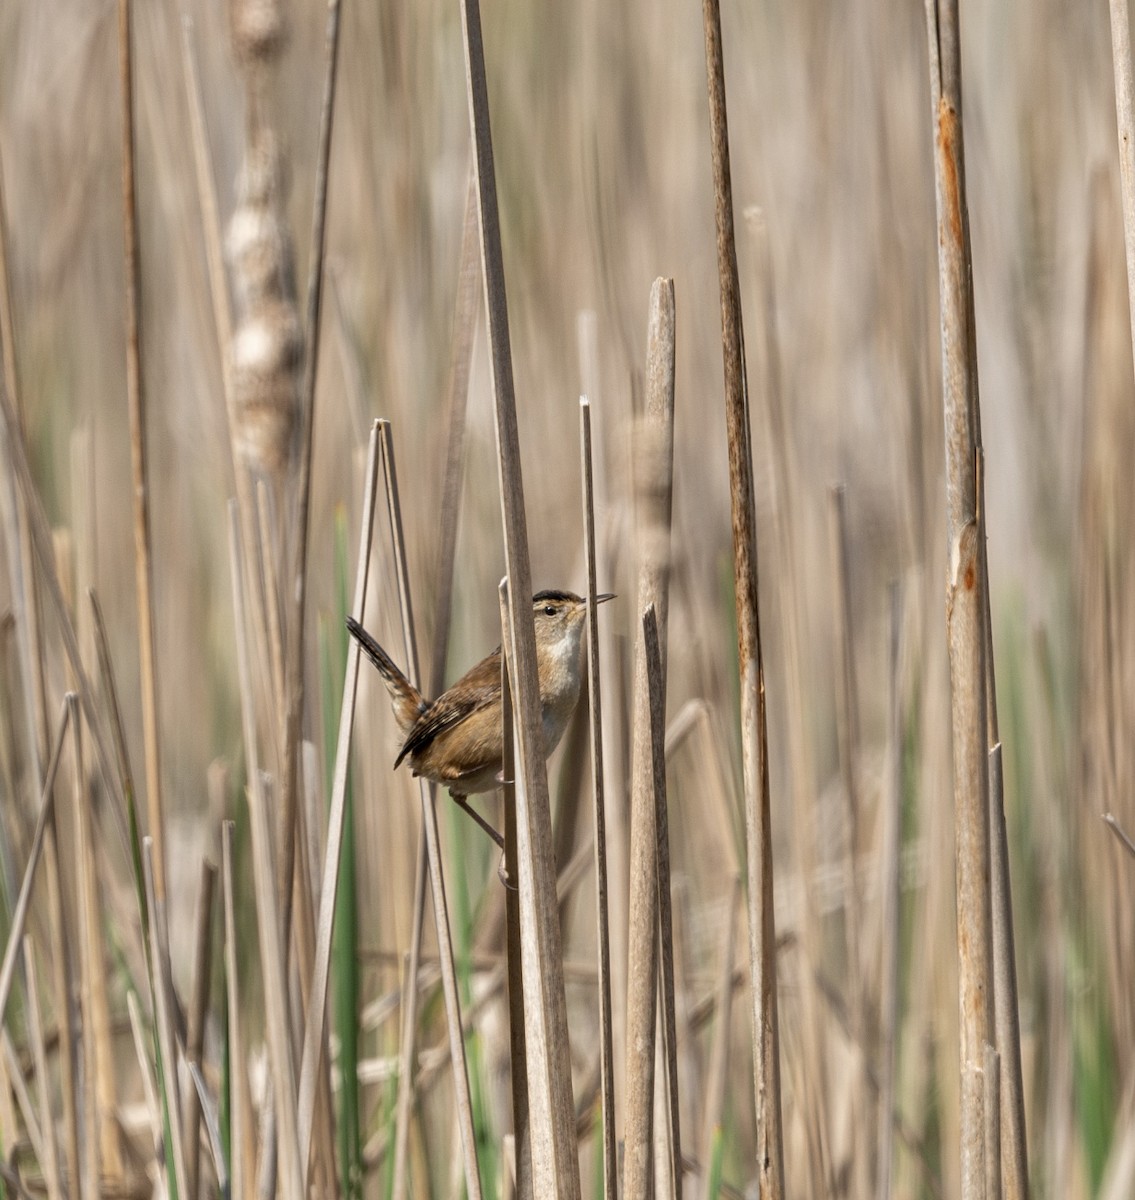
[347,589,614,847]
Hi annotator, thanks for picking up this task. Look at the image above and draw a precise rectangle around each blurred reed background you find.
[0,0,1132,1197]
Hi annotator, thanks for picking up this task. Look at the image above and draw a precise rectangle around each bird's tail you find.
[346,616,427,736]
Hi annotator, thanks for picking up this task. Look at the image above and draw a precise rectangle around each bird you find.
[347,589,614,847]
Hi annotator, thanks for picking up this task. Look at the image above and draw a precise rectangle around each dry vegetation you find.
[0,0,1133,1197]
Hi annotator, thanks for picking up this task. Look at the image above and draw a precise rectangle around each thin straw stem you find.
[501,637,532,1197]
[700,0,785,1189]
[277,0,342,940]
[118,0,166,901]
[580,398,617,1199]
[184,858,218,1200]
[142,837,190,1200]
[296,422,381,1179]
[222,821,253,1200]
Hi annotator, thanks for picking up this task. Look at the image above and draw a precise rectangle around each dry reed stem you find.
[228,511,303,1200]
[820,487,868,1200]
[0,154,50,784]
[924,3,995,1194]
[125,990,162,1148]
[623,279,676,1200]
[0,695,73,1026]
[295,421,380,1181]
[378,420,483,1199]
[1108,0,1135,369]
[877,583,903,1200]
[984,1045,1002,1200]
[1103,811,1135,858]
[0,380,126,867]
[277,0,342,949]
[700,878,740,1200]
[22,940,62,1200]
[71,712,101,1200]
[141,837,190,1200]
[988,741,1029,1200]
[118,0,166,902]
[501,631,532,1198]
[72,705,122,1191]
[3,1030,46,1172]
[184,858,217,1200]
[392,165,479,1200]
[580,398,617,1199]
[699,0,785,1190]
[460,0,579,1186]
[625,603,668,1199]
[222,820,254,1200]
[578,311,630,1132]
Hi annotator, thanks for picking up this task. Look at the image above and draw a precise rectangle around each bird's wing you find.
[394,651,502,768]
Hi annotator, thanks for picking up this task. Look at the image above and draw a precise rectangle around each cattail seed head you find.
[230,298,301,476]
[231,0,288,66]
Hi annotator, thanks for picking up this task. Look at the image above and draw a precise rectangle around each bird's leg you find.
[450,793,505,851]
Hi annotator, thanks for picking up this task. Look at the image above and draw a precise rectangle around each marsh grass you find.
[0,0,1133,1198]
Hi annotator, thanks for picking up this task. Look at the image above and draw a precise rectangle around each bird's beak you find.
[593,592,616,605]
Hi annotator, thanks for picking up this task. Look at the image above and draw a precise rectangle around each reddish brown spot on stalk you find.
[938,99,963,243]
[964,563,975,590]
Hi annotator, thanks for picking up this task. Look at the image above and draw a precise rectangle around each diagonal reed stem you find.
[580,398,617,1199]
[297,421,381,1181]
[699,0,785,1191]
[118,0,166,901]
[379,420,483,1200]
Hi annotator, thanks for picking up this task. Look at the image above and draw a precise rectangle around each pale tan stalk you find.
[22,940,62,1200]
[0,695,74,1024]
[118,0,166,900]
[625,604,668,1199]
[500,636,532,1197]
[828,487,867,1154]
[125,991,162,1146]
[3,1031,46,1170]
[700,880,740,1200]
[378,420,484,1199]
[222,821,254,1200]
[877,584,903,1200]
[988,740,1028,1200]
[460,0,579,1187]
[700,0,785,1189]
[624,279,677,1200]
[142,838,190,1200]
[228,511,303,1200]
[184,859,217,1200]
[1104,812,1135,858]
[295,422,379,1176]
[72,703,121,1195]
[924,3,995,1193]
[985,1045,1002,1200]
[580,397,617,1198]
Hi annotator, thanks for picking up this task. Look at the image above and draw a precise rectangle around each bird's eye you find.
[544,605,556,617]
